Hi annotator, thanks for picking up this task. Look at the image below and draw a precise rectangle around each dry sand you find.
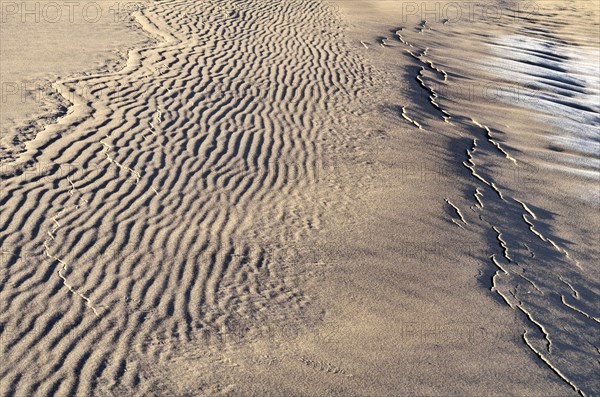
[0,0,151,162]
[0,0,598,396]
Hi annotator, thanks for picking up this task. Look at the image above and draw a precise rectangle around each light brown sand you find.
[1,0,598,396]
[0,0,151,161]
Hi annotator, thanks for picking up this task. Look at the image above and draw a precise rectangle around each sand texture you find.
[1,0,598,396]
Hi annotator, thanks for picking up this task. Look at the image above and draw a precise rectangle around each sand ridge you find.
[1,0,371,395]
[1,0,598,396]
[359,3,599,394]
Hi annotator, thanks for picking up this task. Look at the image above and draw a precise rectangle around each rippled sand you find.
[1,1,598,396]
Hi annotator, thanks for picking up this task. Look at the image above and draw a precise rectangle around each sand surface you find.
[1,0,598,396]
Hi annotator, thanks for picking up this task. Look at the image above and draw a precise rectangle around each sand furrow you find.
[1,0,369,394]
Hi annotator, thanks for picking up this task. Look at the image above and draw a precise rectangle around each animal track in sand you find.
[298,357,353,377]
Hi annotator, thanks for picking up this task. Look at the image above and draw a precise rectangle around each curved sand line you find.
[0,1,369,395]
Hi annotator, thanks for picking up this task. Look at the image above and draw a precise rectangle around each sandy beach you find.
[1,0,598,396]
